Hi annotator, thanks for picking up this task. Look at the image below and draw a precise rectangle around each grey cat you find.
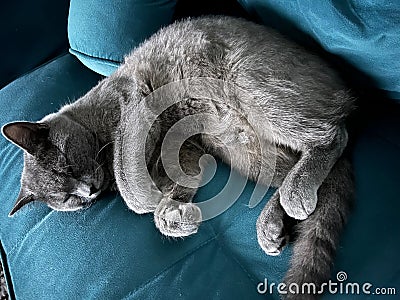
[2,16,354,299]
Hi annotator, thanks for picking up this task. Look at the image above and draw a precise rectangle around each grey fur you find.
[114,16,353,220]
[2,16,354,299]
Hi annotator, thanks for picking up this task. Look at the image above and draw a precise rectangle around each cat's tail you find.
[283,157,354,300]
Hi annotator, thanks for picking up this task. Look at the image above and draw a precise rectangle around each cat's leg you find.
[279,126,348,220]
[152,138,204,237]
[256,189,289,255]
[256,146,299,255]
[283,158,353,300]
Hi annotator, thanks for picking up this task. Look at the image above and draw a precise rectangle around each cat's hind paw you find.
[279,181,318,220]
[154,198,202,237]
[257,201,288,256]
[257,222,287,256]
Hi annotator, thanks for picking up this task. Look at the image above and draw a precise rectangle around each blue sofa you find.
[1,0,399,299]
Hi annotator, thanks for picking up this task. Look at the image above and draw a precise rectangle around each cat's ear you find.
[2,122,50,155]
[9,189,35,216]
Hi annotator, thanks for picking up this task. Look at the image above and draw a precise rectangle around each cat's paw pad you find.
[257,216,287,256]
[279,183,317,220]
[154,198,202,237]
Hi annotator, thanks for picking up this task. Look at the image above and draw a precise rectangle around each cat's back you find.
[121,16,244,85]
[123,16,286,69]
[121,16,343,88]
[118,15,352,120]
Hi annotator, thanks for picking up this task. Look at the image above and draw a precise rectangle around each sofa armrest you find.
[0,0,70,88]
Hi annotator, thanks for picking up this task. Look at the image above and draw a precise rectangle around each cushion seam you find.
[0,239,15,300]
[201,223,260,287]
[0,53,70,92]
[214,233,260,285]
[69,47,122,65]
[121,235,217,299]
[370,131,400,151]
[8,210,54,258]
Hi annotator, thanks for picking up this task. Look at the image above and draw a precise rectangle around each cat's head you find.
[2,115,111,216]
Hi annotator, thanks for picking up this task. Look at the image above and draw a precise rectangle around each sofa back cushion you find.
[67,0,177,76]
[67,0,400,100]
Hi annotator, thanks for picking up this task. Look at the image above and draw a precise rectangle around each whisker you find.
[94,163,105,175]
[95,141,114,161]
[61,164,78,170]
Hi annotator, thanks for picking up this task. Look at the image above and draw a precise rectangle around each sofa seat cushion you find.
[0,53,290,299]
[1,53,400,299]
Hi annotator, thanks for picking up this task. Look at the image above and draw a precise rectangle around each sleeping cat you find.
[2,16,354,299]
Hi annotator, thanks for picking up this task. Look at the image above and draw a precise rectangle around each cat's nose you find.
[73,181,101,199]
[87,184,102,199]
[89,185,99,196]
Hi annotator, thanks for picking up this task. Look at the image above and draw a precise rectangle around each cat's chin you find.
[47,194,100,212]
[51,201,95,212]
[48,204,87,212]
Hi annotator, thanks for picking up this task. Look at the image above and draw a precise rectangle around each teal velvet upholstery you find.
[68,0,177,76]
[1,54,399,299]
[0,0,70,88]
[68,0,400,100]
[237,0,400,100]
[1,0,400,299]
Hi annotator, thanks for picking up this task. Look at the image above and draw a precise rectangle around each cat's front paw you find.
[154,198,202,237]
[279,179,318,220]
